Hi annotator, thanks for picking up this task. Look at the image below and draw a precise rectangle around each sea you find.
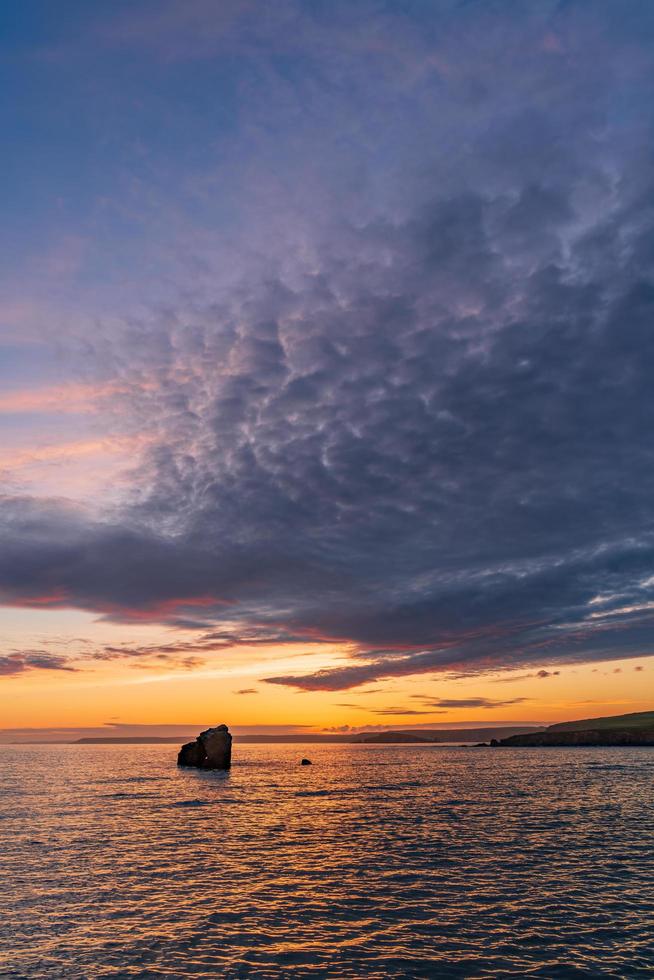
[1,743,653,979]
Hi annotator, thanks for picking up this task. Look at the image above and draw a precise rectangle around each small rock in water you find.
[178,725,232,769]
[300,758,312,766]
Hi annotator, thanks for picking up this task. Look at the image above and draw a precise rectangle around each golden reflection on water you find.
[1,744,653,978]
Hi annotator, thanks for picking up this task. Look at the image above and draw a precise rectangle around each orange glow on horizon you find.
[0,604,651,735]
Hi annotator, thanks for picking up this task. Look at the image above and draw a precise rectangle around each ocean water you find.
[1,744,653,979]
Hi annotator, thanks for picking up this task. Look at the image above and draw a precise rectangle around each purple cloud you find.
[0,652,79,677]
[1,1,654,689]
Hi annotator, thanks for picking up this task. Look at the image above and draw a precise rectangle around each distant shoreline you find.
[3,726,543,746]
[0,735,486,749]
[4,711,652,746]
[477,709,654,747]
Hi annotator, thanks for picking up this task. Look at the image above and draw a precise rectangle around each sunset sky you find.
[1,1,653,740]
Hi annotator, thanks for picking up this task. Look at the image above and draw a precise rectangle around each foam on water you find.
[1,743,653,979]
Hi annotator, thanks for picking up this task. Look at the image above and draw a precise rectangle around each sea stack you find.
[177,724,232,769]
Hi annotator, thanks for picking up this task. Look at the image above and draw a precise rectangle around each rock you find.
[300,758,312,765]
[178,725,232,769]
[178,740,204,766]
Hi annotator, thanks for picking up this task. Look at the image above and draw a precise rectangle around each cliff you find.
[496,726,654,747]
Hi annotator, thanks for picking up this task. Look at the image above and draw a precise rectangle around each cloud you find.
[234,688,258,695]
[370,707,444,716]
[2,2,654,687]
[411,697,528,710]
[322,720,545,734]
[0,651,79,677]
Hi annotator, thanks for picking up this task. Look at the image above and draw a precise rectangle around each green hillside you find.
[549,710,654,732]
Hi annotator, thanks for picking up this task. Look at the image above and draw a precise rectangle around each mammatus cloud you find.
[2,2,654,688]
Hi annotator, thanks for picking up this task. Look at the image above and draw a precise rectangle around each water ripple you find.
[0,744,653,978]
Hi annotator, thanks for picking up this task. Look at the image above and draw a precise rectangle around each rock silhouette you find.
[300,758,312,765]
[178,725,232,769]
[495,728,654,747]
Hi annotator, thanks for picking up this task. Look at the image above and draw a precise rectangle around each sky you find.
[1,0,653,740]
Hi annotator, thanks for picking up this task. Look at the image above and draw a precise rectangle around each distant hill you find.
[76,737,193,744]
[75,734,351,744]
[548,710,654,732]
[70,713,654,747]
[494,709,654,747]
[355,732,433,743]
[354,727,541,744]
[74,727,541,745]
